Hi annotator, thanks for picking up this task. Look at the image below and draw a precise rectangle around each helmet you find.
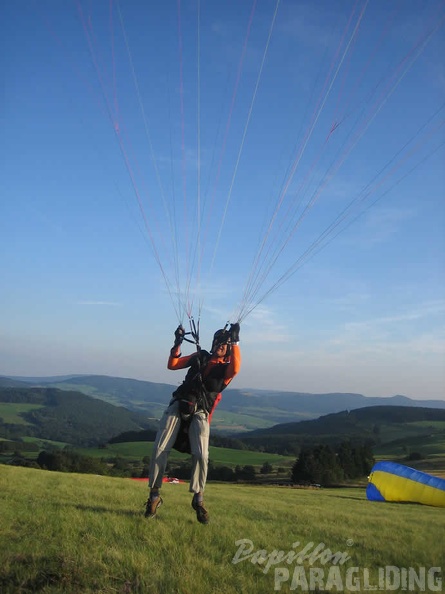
[211,328,230,353]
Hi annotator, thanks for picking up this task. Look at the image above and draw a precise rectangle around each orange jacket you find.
[168,344,241,421]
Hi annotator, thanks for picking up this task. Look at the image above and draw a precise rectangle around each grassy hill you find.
[234,405,445,456]
[1,466,444,594]
[2,384,444,479]
[0,377,34,388]
[5,374,444,433]
[2,378,444,483]
[0,387,157,447]
[19,375,173,420]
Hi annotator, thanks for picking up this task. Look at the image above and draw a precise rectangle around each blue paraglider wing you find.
[367,461,445,507]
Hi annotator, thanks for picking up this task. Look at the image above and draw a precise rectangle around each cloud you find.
[241,304,293,344]
[345,300,445,331]
[326,300,445,356]
[236,316,445,398]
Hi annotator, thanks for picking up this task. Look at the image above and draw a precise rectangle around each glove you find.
[229,322,240,344]
[174,325,185,347]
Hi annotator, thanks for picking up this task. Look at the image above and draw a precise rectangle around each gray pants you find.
[149,400,210,493]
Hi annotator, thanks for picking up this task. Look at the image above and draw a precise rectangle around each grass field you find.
[374,433,445,459]
[22,437,70,448]
[0,441,295,475]
[77,442,295,468]
[210,410,273,432]
[373,454,445,480]
[0,466,444,594]
[0,403,44,425]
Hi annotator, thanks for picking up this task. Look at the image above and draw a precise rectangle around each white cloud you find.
[341,300,445,335]
[236,335,445,399]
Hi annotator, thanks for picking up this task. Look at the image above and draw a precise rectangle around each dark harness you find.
[171,350,228,453]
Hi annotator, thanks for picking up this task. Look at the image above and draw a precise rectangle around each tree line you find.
[3,442,374,485]
[291,441,374,485]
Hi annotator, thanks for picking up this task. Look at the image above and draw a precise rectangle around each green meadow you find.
[77,442,295,468]
[0,403,44,425]
[1,466,444,594]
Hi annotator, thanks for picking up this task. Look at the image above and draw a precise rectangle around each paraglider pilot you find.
[145,322,241,524]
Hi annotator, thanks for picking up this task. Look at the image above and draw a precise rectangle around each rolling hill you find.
[2,383,444,478]
[0,386,157,447]
[2,374,444,433]
[231,405,445,456]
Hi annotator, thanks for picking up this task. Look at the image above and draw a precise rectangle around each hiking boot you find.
[144,496,163,519]
[191,497,209,524]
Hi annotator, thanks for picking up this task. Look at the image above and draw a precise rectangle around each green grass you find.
[0,403,44,425]
[375,433,445,457]
[44,383,104,398]
[210,411,273,432]
[406,421,445,429]
[77,442,295,468]
[1,466,444,594]
[21,437,69,448]
[41,382,137,410]
[0,438,71,463]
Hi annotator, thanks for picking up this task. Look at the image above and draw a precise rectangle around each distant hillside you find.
[8,375,174,420]
[231,406,445,455]
[240,405,445,436]
[5,375,83,384]
[0,387,157,447]
[2,374,444,433]
[220,388,445,419]
[0,377,36,388]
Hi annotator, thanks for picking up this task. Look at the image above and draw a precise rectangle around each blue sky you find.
[1,0,444,399]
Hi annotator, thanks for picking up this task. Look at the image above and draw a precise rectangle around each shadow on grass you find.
[330,495,366,502]
[72,503,142,517]
[0,553,139,594]
[0,554,82,594]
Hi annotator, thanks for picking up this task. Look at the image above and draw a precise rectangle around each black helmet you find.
[211,328,229,352]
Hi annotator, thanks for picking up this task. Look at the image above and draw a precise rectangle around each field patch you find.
[77,442,295,468]
[0,403,44,425]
